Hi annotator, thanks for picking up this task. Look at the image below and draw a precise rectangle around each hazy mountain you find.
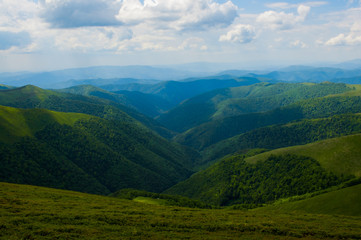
[105,77,260,107]
[0,65,205,88]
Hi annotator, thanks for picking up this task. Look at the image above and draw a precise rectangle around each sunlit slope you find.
[201,113,361,167]
[0,85,173,138]
[263,183,361,216]
[0,105,92,142]
[1,182,361,239]
[245,133,361,177]
[165,134,361,206]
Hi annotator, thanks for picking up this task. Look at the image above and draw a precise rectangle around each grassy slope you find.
[165,134,361,206]
[0,85,174,138]
[0,105,92,143]
[200,113,361,169]
[245,133,361,177]
[1,182,361,240]
[264,183,361,216]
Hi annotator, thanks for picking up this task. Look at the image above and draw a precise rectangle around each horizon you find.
[1,0,361,72]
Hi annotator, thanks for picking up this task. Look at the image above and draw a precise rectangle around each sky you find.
[0,0,361,72]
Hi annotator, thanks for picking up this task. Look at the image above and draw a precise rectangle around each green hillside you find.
[0,105,193,194]
[201,113,361,167]
[107,77,260,107]
[265,183,361,216]
[58,85,172,118]
[245,133,361,177]
[1,182,361,239]
[176,92,361,150]
[0,105,92,143]
[166,134,361,206]
[0,85,174,138]
[158,82,353,132]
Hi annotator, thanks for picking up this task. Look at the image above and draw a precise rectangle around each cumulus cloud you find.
[266,1,327,9]
[116,0,238,31]
[54,27,133,51]
[257,5,310,30]
[325,22,361,46]
[219,24,256,44]
[0,31,32,50]
[41,0,122,28]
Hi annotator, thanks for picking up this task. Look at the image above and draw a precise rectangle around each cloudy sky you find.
[1,0,361,72]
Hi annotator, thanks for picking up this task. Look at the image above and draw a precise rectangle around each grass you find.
[245,133,361,177]
[0,105,93,143]
[1,182,361,239]
[133,196,169,206]
[264,183,361,216]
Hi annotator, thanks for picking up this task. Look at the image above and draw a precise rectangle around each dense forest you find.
[1,81,361,209]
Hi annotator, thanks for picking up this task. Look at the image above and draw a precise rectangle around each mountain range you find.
[1,63,361,239]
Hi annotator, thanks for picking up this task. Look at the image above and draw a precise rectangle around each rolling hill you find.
[108,76,260,107]
[2,182,361,239]
[201,113,361,167]
[0,104,194,194]
[158,82,353,132]
[57,85,172,118]
[264,183,361,216]
[165,134,361,206]
[0,85,174,138]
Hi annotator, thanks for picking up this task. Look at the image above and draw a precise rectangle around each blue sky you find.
[0,0,361,72]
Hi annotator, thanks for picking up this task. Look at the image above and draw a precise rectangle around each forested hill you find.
[0,85,174,138]
[0,104,194,194]
[157,82,353,132]
[165,133,361,206]
[176,93,361,151]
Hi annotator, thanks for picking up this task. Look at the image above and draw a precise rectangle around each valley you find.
[1,64,361,238]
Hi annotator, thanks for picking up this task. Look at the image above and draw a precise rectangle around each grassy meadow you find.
[1,182,361,239]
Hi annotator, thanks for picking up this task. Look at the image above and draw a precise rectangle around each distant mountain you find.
[57,85,172,118]
[0,65,205,88]
[158,82,353,133]
[251,67,361,83]
[0,104,194,194]
[331,59,361,69]
[165,133,361,206]
[105,76,260,108]
[53,77,161,89]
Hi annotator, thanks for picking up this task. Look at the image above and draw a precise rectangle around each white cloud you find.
[116,0,238,31]
[325,22,361,46]
[219,24,256,43]
[40,0,122,28]
[54,27,133,51]
[266,1,327,9]
[257,5,310,30]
